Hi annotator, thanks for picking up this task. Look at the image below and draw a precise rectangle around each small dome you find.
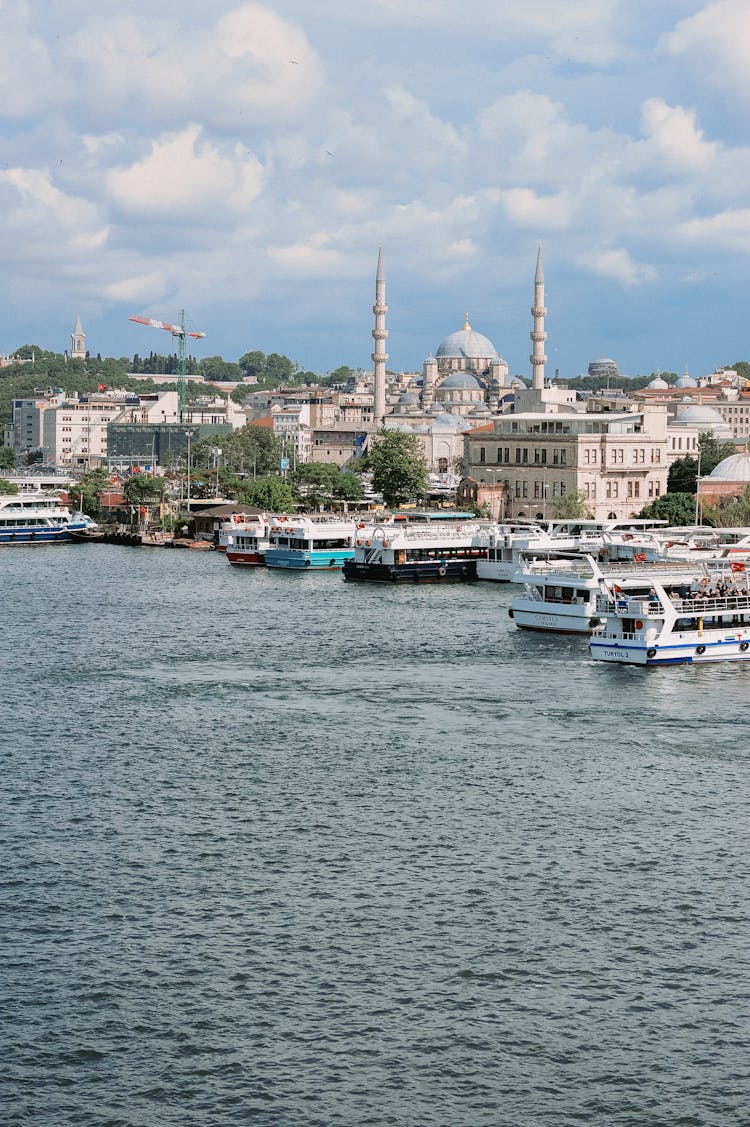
[709,452,750,480]
[431,412,465,432]
[440,372,482,391]
[672,404,734,439]
[675,373,697,389]
[648,375,669,389]
[398,390,420,405]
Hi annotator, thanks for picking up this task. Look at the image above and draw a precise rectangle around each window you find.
[515,448,521,463]
[534,481,541,498]
[522,448,529,463]
[553,449,559,464]
[560,449,566,465]
[479,446,486,464]
[522,481,528,498]
[496,448,503,463]
[553,482,559,497]
[541,449,547,464]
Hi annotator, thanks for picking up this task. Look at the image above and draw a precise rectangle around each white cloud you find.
[583,247,657,286]
[664,1,750,84]
[501,188,573,230]
[0,167,109,259]
[106,125,264,218]
[640,98,718,170]
[678,208,750,251]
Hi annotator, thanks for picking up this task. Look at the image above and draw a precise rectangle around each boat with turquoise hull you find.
[264,516,357,570]
[0,492,94,544]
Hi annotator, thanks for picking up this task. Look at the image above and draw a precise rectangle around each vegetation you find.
[549,490,592,519]
[123,474,167,506]
[638,492,697,525]
[0,445,17,470]
[235,474,296,512]
[66,467,111,516]
[0,476,19,495]
[702,485,750,528]
[363,429,429,508]
[290,462,364,508]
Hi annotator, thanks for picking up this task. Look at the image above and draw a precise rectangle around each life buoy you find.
[438,566,447,577]
[635,619,644,630]
[740,641,749,652]
[647,648,657,659]
[696,645,706,655]
[508,608,514,618]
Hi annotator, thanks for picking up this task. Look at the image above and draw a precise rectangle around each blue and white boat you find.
[0,492,94,544]
[264,516,357,570]
[343,519,485,582]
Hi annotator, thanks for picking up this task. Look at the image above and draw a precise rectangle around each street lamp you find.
[694,447,702,525]
[185,428,195,522]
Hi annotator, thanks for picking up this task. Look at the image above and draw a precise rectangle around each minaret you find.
[371,246,388,428]
[530,244,547,391]
[71,314,86,360]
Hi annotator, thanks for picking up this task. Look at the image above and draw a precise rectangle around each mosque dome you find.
[436,315,499,361]
[431,412,466,432]
[439,372,483,391]
[708,452,750,480]
[675,372,697,389]
[672,404,734,439]
[647,375,669,389]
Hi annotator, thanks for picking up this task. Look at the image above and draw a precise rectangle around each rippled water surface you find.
[2,544,749,1126]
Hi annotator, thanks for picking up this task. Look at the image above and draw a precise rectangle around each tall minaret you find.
[371,245,388,428]
[530,244,547,391]
[71,314,86,360]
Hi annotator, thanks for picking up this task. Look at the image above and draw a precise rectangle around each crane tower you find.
[129,309,206,423]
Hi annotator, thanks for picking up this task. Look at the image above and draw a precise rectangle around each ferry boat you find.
[264,515,357,570]
[508,554,722,634]
[343,520,485,583]
[590,565,750,665]
[220,513,271,566]
[0,492,93,544]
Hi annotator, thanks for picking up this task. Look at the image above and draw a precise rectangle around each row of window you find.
[478,446,661,465]
[498,479,664,501]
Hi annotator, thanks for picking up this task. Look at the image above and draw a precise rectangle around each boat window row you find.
[0,517,54,527]
[531,584,590,605]
[402,547,485,561]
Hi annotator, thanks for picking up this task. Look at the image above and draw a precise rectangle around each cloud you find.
[640,98,718,170]
[501,188,573,230]
[678,208,750,251]
[106,124,265,219]
[582,246,657,286]
[0,167,109,261]
[664,1,750,89]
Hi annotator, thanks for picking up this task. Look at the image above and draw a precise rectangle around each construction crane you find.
[129,309,206,423]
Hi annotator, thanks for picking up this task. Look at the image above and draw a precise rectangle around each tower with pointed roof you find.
[530,244,546,391]
[71,314,86,361]
[371,247,388,428]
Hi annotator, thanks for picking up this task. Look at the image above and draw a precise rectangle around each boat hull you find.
[265,548,355,570]
[591,636,750,665]
[0,524,88,544]
[226,550,266,566]
[343,559,476,582]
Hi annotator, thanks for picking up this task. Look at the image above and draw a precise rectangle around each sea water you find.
[2,544,748,1126]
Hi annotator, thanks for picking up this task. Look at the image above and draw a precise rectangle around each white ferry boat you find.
[264,516,357,570]
[343,520,485,583]
[0,492,93,544]
[508,554,721,634]
[220,513,271,566]
[590,566,750,665]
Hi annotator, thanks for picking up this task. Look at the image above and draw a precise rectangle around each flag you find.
[98,383,107,391]
[612,583,623,593]
[730,561,746,573]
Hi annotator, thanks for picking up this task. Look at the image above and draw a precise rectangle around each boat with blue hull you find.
[590,566,750,665]
[0,492,94,544]
[264,516,357,570]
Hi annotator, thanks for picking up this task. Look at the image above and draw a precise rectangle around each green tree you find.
[0,476,19,495]
[638,492,696,524]
[238,350,266,379]
[223,425,281,476]
[698,432,737,475]
[290,462,365,508]
[236,474,295,511]
[0,445,16,471]
[549,490,593,519]
[199,356,242,382]
[702,485,750,528]
[67,467,111,517]
[364,429,429,508]
[123,474,166,506]
[667,454,698,493]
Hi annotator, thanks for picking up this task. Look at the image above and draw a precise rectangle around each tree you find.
[549,490,592,519]
[290,462,365,508]
[223,424,281,476]
[0,445,16,471]
[236,474,295,511]
[66,467,110,517]
[199,356,241,382]
[364,429,429,508]
[0,477,19,495]
[123,474,166,506]
[702,485,750,528]
[638,492,696,524]
[698,432,737,475]
[668,454,698,493]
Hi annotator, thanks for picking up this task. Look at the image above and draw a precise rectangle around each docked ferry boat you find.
[0,492,93,544]
[264,516,357,570]
[508,554,722,634]
[590,566,750,665]
[343,520,485,583]
[220,513,271,566]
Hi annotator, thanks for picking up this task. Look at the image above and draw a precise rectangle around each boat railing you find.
[599,591,750,617]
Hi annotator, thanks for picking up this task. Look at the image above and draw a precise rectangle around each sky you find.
[1,0,749,380]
